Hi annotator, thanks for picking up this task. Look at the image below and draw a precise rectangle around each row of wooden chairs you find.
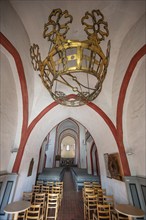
[84,194,115,220]
[83,183,107,220]
[92,204,129,220]
[33,186,63,203]
[83,185,107,205]
[18,204,43,220]
[18,193,59,220]
[82,182,128,220]
[93,204,111,220]
[35,180,63,187]
[18,182,64,220]
[33,181,63,193]
[23,190,62,209]
[23,189,62,206]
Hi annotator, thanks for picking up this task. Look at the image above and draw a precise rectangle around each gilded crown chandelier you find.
[30,9,111,107]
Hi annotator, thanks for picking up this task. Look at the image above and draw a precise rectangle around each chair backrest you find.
[41,185,50,194]
[93,184,102,195]
[117,212,129,220]
[84,187,95,195]
[103,195,114,210]
[54,182,63,187]
[98,188,106,195]
[97,204,111,220]
[52,186,62,204]
[55,182,63,197]
[45,193,59,220]
[92,182,101,187]
[46,181,54,186]
[23,192,33,203]
[36,180,44,186]
[25,204,41,220]
[87,194,98,208]
[83,187,95,203]
[52,186,61,195]
[33,193,46,216]
[34,193,46,205]
[46,193,59,207]
[85,194,98,220]
[32,185,41,193]
[46,182,54,193]
[84,182,93,187]
[97,188,106,204]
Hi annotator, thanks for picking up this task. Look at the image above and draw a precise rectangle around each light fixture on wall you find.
[126,148,135,156]
[30,8,111,106]
[10,146,18,153]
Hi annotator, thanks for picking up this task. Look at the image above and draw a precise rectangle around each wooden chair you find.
[111,211,129,220]
[41,185,50,200]
[46,182,54,193]
[52,186,62,206]
[93,204,111,220]
[42,185,50,193]
[54,181,63,187]
[102,195,118,219]
[18,191,33,218]
[93,184,102,195]
[33,193,46,216]
[32,185,41,193]
[83,187,95,219]
[54,182,64,201]
[25,204,43,220]
[117,212,129,220]
[17,211,26,220]
[83,187,95,200]
[97,188,106,204]
[84,194,98,220]
[22,192,33,203]
[103,195,115,211]
[45,193,59,220]
[84,182,93,188]
[36,180,44,186]
[92,182,101,187]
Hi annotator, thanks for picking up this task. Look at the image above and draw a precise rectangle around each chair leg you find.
[93,213,98,220]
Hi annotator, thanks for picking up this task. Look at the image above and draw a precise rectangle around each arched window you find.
[66,145,70,151]
[61,136,75,158]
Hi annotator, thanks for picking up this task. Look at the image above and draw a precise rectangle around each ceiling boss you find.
[30,9,111,107]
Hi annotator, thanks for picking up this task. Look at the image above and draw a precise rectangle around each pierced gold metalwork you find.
[30,8,111,106]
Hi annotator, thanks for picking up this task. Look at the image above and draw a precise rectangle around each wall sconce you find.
[10,147,18,153]
[30,8,110,106]
[126,148,135,156]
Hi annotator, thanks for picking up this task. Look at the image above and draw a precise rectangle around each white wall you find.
[1,1,34,116]
[92,145,97,175]
[86,136,93,175]
[0,52,18,172]
[126,58,145,177]
[0,1,34,172]
[45,128,56,168]
[79,125,87,169]
[38,139,47,173]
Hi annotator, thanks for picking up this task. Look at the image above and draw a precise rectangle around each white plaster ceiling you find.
[2,0,145,153]
[9,0,145,104]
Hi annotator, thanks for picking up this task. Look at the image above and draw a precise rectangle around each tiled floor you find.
[57,169,84,220]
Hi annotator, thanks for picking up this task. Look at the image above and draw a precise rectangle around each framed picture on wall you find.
[27,158,34,177]
[108,153,123,181]
[104,153,112,178]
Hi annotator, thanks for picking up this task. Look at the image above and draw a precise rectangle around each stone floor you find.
[57,169,84,220]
